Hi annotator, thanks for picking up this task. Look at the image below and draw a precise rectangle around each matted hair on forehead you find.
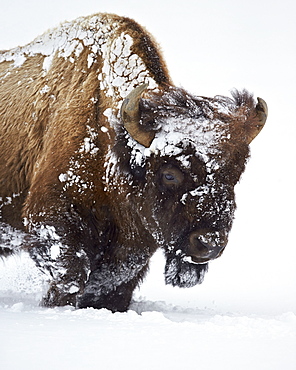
[139,86,258,129]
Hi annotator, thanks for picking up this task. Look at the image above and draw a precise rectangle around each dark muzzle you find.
[187,230,227,263]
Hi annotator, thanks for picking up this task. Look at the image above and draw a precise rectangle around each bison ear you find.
[121,84,155,148]
[246,97,268,144]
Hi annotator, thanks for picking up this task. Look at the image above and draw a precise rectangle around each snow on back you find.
[0,14,162,198]
[0,16,97,69]
[98,31,158,104]
[0,14,164,200]
[0,14,158,105]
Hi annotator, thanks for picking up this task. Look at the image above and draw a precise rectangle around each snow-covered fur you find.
[0,13,266,312]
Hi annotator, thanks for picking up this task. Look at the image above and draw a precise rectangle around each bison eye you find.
[161,167,184,187]
[165,173,175,181]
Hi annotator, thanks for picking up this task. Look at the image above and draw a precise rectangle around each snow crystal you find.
[12,53,26,68]
[39,225,60,241]
[189,185,210,197]
[103,150,121,191]
[42,55,54,72]
[87,54,95,69]
[0,197,12,206]
[79,137,98,155]
[0,222,27,250]
[61,166,89,193]
[39,85,50,94]
[68,285,80,294]
[50,243,61,259]
[103,108,113,119]
[180,193,188,204]
[176,154,191,169]
[58,173,68,182]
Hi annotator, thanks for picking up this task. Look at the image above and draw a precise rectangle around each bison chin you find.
[164,252,208,288]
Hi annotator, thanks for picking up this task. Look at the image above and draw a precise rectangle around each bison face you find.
[126,138,248,288]
[119,85,267,288]
[132,149,240,287]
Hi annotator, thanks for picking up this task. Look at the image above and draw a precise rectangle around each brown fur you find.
[0,13,265,311]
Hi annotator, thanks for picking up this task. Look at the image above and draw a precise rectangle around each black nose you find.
[187,230,225,262]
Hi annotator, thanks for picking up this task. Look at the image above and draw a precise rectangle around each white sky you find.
[0,0,295,312]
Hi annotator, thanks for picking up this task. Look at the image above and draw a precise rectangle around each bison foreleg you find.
[29,237,90,307]
[77,255,149,312]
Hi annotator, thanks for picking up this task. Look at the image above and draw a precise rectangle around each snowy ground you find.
[1,0,296,369]
[0,251,295,370]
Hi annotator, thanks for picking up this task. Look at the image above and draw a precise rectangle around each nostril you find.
[187,230,225,260]
[189,232,210,255]
[189,233,202,247]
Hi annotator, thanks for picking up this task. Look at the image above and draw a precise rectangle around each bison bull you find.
[0,13,267,312]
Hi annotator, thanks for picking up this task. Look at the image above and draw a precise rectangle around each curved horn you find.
[256,97,268,125]
[121,83,155,148]
[247,97,268,144]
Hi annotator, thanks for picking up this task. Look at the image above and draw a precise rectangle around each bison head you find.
[119,84,267,288]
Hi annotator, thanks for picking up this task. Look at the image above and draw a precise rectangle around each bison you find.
[0,13,267,312]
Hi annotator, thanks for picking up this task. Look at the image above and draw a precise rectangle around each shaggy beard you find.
[164,253,208,288]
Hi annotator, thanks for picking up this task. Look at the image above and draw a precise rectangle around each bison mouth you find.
[164,228,228,288]
[183,256,212,264]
